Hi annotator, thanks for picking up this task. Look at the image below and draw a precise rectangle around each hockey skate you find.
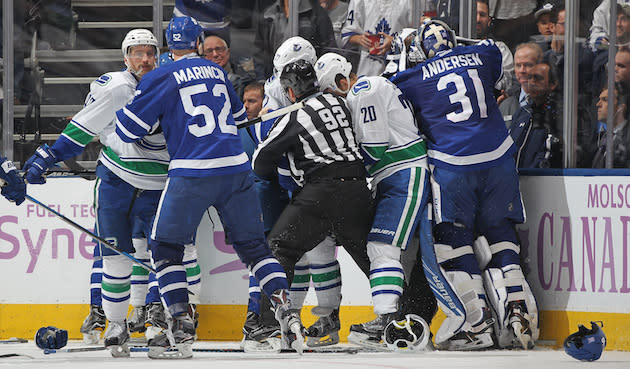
[127,305,147,334]
[436,313,495,351]
[348,312,397,350]
[305,307,340,347]
[104,320,130,357]
[80,305,106,344]
[240,311,282,352]
[147,314,195,359]
[145,302,169,340]
[505,301,535,350]
[270,289,305,354]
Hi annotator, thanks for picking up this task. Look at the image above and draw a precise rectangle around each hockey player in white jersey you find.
[315,52,432,350]
[341,0,414,76]
[22,29,169,357]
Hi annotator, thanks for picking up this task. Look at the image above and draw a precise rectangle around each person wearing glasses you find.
[202,33,257,98]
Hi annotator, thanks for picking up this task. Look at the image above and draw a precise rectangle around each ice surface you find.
[1,341,629,369]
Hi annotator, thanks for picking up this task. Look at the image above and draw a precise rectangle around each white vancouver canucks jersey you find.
[61,71,169,190]
[345,75,427,185]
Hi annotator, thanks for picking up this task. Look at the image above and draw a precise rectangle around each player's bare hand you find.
[375,33,394,55]
[258,107,270,117]
[350,33,373,50]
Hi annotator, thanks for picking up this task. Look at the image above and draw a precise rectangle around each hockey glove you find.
[0,159,26,205]
[35,326,68,349]
[23,144,58,184]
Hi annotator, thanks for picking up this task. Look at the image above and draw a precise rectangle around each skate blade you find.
[306,331,339,347]
[511,320,534,350]
[437,332,494,351]
[107,344,130,358]
[347,332,389,351]
[243,337,282,353]
[289,324,305,355]
[147,343,192,359]
[82,331,101,345]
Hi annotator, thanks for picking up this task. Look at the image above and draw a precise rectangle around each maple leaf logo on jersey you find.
[374,18,392,35]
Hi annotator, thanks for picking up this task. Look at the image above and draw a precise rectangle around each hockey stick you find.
[24,194,157,273]
[43,346,107,354]
[128,347,361,354]
[236,101,305,130]
[455,36,482,45]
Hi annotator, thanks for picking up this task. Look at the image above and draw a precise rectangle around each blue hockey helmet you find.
[416,19,457,60]
[564,321,606,361]
[165,16,203,50]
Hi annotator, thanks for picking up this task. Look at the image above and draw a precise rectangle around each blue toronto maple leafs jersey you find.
[392,40,514,171]
[115,54,249,177]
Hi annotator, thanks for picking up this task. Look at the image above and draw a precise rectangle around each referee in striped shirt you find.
[252,59,373,285]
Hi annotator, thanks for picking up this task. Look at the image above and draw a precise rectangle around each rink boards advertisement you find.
[1,175,629,349]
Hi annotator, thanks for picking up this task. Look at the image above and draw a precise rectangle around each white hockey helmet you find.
[272,36,316,77]
[314,52,352,95]
[121,29,159,58]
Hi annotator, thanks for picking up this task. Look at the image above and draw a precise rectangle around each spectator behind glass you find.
[341,0,413,76]
[202,34,256,99]
[476,0,514,104]
[499,42,543,127]
[545,4,594,100]
[531,2,555,51]
[319,0,348,48]
[174,0,231,44]
[592,4,630,94]
[589,0,630,52]
[615,47,630,93]
[591,84,630,168]
[488,0,537,53]
[509,62,563,168]
[254,0,336,78]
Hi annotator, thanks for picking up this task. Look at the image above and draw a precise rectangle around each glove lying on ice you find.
[35,326,68,349]
[23,144,58,184]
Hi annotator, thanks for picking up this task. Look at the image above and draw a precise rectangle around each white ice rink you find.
[2,341,630,369]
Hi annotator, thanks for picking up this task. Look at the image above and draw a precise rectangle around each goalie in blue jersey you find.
[114,16,305,358]
[392,20,539,351]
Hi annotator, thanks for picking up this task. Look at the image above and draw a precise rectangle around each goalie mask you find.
[315,52,352,95]
[416,19,457,60]
[383,314,431,351]
[564,321,606,361]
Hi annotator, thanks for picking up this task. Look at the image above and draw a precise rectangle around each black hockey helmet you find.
[280,59,320,101]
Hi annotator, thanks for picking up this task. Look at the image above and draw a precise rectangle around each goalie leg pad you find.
[483,265,539,349]
[422,223,492,348]
[367,241,403,315]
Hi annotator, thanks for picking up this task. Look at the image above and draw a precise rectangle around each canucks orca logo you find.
[352,80,371,94]
[317,61,325,70]
[374,18,392,35]
[293,44,302,52]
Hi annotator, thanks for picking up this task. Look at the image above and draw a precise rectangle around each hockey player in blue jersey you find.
[115,16,305,358]
[0,157,26,205]
[392,20,539,351]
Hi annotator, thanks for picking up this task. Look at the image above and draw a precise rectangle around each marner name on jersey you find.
[421,52,483,80]
[172,65,226,84]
